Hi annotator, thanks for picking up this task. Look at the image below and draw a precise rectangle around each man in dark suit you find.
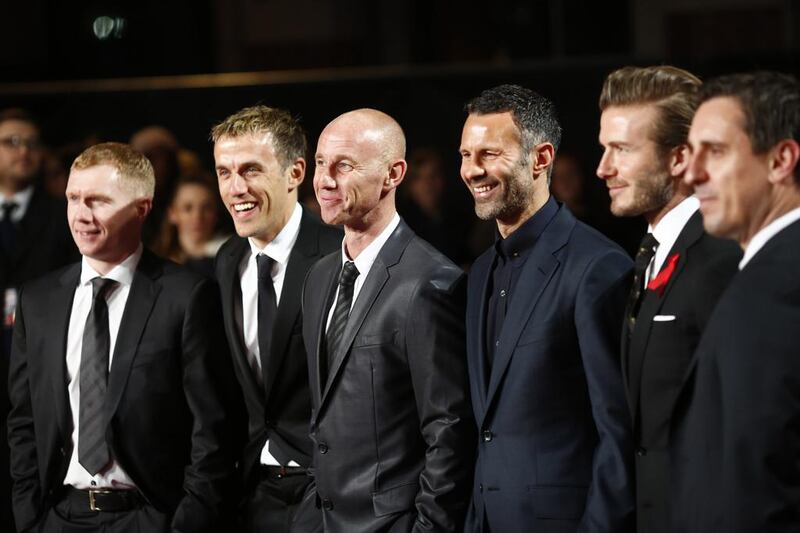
[302,108,475,532]
[0,108,78,530]
[459,84,634,533]
[210,105,340,532]
[7,143,239,532]
[595,66,741,533]
[672,72,800,532]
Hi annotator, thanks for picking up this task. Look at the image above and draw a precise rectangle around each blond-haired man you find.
[8,142,240,532]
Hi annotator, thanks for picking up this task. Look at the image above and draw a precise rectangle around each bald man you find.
[301,109,475,532]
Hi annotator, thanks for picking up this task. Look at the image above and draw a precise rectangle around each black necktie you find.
[0,201,19,255]
[625,233,659,331]
[324,262,359,379]
[79,277,118,476]
[256,254,278,382]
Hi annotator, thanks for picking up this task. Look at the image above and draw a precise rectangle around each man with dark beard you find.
[596,66,741,533]
[460,84,635,533]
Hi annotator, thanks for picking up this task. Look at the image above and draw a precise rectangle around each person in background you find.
[152,175,228,277]
[0,108,77,531]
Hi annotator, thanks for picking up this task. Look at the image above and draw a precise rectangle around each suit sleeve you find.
[7,286,43,532]
[170,278,241,533]
[406,266,476,533]
[574,250,636,533]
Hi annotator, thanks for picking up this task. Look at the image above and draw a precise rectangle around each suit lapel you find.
[310,255,339,415]
[262,213,318,403]
[467,250,494,413]
[626,211,703,428]
[51,265,81,438]
[12,189,49,268]
[104,251,161,423]
[318,221,412,413]
[481,209,569,426]
[220,238,264,404]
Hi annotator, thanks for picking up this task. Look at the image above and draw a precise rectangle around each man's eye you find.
[337,162,354,172]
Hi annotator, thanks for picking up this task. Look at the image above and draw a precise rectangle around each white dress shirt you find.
[646,196,700,285]
[238,203,302,466]
[63,245,143,490]
[740,206,800,270]
[326,213,401,331]
[0,185,34,222]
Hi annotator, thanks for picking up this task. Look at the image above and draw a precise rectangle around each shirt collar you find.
[79,243,143,287]
[740,206,800,270]
[0,185,34,221]
[495,196,558,260]
[248,203,302,265]
[649,196,700,252]
[341,213,401,275]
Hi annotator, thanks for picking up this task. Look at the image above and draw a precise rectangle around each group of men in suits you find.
[5,68,800,533]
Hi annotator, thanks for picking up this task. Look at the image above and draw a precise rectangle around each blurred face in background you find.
[0,119,44,193]
[168,182,218,246]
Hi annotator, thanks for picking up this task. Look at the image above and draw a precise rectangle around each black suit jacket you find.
[301,220,475,533]
[7,250,240,532]
[671,218,800,533]
[464,205,635,533]
[621,211,740,533]
[214,209,341,490]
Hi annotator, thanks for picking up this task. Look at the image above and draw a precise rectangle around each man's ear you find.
[286,158,306,192]
[137,197,153,220]
[383,159,407,191]
[767,139,800,186]
[531,142,555,179]
[669,144,691,177]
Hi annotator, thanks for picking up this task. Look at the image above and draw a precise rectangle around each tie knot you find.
[256,254,276,281]
[338,261,359,287]
[1,201,18,220]
[90,277,118,300]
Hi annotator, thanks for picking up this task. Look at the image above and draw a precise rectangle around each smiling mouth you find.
[472,182,498,198]
[233,202,256,213]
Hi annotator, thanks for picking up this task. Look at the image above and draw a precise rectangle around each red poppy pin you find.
[647,253,680,296]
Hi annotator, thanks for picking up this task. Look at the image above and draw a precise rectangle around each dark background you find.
[1,0,797,258]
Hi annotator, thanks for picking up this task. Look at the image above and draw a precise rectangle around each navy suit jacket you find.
[465,203,635,533]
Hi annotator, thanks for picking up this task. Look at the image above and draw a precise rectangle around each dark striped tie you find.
[79,277,118,476]
[325,261,359,377]
[625,233,659,332]
[256,253,278,382]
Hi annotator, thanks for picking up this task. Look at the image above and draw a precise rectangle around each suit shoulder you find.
[17,262,77,296]
[404,236,465,290]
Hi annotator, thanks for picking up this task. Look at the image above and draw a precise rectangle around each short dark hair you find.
[0,108,40,132]
[701,71,800,185]
[599,65,701,152]
[466,84,562,155]
[210,105,307,170]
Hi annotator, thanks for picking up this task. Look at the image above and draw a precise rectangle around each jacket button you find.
[322,498,333,510]
[479,483,484,493]
[59,447,66,457]
[319,443,329,454]
[636,447,647,457]
[482,430,493,442]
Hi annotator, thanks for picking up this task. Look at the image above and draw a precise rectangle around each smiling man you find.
[301,108,474,532]
[459,84,634,533]
[596,66,741,533]
[7,142,240,533]
[672,71,800,533]
[210,105,340,533]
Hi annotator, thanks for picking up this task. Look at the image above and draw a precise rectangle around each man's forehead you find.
[0,119,39,137]
[67,164,121,189]
[691,97,746,142]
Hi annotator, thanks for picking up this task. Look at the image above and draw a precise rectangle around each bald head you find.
[314,109,408,242]
[322,108,406,163]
